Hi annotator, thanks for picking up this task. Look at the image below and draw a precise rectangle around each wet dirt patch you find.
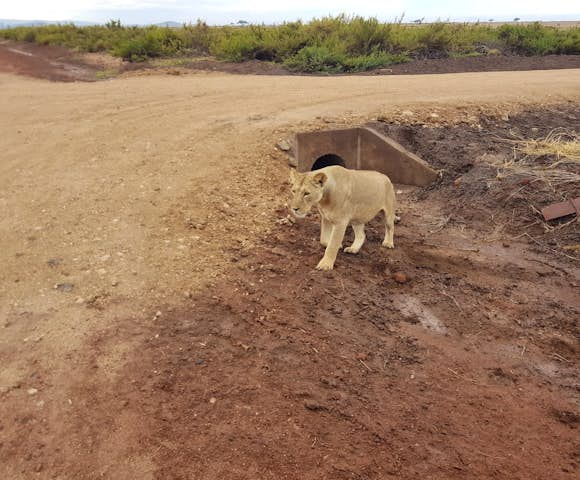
[0,41,100,82]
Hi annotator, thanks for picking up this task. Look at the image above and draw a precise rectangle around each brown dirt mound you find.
[370,104,580,260]
[374,54,580,76]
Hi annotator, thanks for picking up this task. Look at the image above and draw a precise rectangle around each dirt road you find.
[1,70,579,479]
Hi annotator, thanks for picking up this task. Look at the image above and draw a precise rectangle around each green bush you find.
[497,22,579,55]
[343,51,409,71]
[284,46,345,73]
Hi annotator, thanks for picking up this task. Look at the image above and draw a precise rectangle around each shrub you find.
[284,46,345,73]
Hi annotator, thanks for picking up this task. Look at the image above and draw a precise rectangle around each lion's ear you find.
[312,171,327,187]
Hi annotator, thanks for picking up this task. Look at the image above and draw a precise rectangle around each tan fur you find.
[289,165,396,270]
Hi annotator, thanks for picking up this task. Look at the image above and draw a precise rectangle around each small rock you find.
[401,110,414,116]
[27,388,38,395]
[276,140,291,152]
[355,353,368,361]
[184,291,192,298]
[155,310,162,318]
[111,279,118,287]
[195,359,204,365]
[55,283,74,292]
[75,297,85,304]
[304,400,326,411]
[430,112,440,119]
[287,156,297,167]
[209,397,217,404]
[501,113,510,121]
[393,271,410,284]
[47,258,62,267]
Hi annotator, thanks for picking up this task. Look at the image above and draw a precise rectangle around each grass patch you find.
[517,129,580,164]
[1,17,578,73]
[94,68,119,80]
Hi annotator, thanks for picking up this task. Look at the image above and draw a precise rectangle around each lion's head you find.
[288,169,327,218]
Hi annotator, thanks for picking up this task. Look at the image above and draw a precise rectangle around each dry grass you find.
[489,129,580,187]
[516,128,580,164]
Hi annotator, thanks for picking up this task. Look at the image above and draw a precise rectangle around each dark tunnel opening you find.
[311,154,346,171]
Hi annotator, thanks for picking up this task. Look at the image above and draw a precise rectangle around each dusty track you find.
[1,70,579,479]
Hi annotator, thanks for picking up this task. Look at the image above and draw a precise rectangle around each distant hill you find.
[0,19,96,28]
[0,19,188,29]
[154,21,183,28]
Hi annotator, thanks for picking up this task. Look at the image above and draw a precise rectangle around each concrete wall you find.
[295,127,438,186]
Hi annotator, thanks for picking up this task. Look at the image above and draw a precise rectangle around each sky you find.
[1,0,579,24]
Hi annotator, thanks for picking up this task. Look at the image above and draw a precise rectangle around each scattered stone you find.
[209,397,217,404]
[392,271,410,284]
[154,311,162,318]
[75,297,85,304]
[430,112,440,119]
[54,282,74,292]
[277,215,296,226]
[184,291,192,298]
[501,113,510,121]
[355,353,368,361]
[304,400,326,411]
[111,279,118,287]
[276,140,291,152]
[195,359,204,365]
[47,258,62,267]
[27,388,38,395]
[401,110,414,116]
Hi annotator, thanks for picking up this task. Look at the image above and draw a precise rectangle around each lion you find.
[289,165,396,270]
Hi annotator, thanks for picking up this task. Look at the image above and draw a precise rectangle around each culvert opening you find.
[311,154,345,171]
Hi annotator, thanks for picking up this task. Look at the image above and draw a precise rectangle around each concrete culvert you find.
[295,127,438,186]
[311,154,345,171]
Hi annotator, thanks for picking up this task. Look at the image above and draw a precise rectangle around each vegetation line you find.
[1,15,579,73]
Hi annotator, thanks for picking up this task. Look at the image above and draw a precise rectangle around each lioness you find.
[289,165,396,270]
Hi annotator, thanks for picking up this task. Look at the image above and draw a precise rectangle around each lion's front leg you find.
[320,216,331,247]
[316,222,347,270]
